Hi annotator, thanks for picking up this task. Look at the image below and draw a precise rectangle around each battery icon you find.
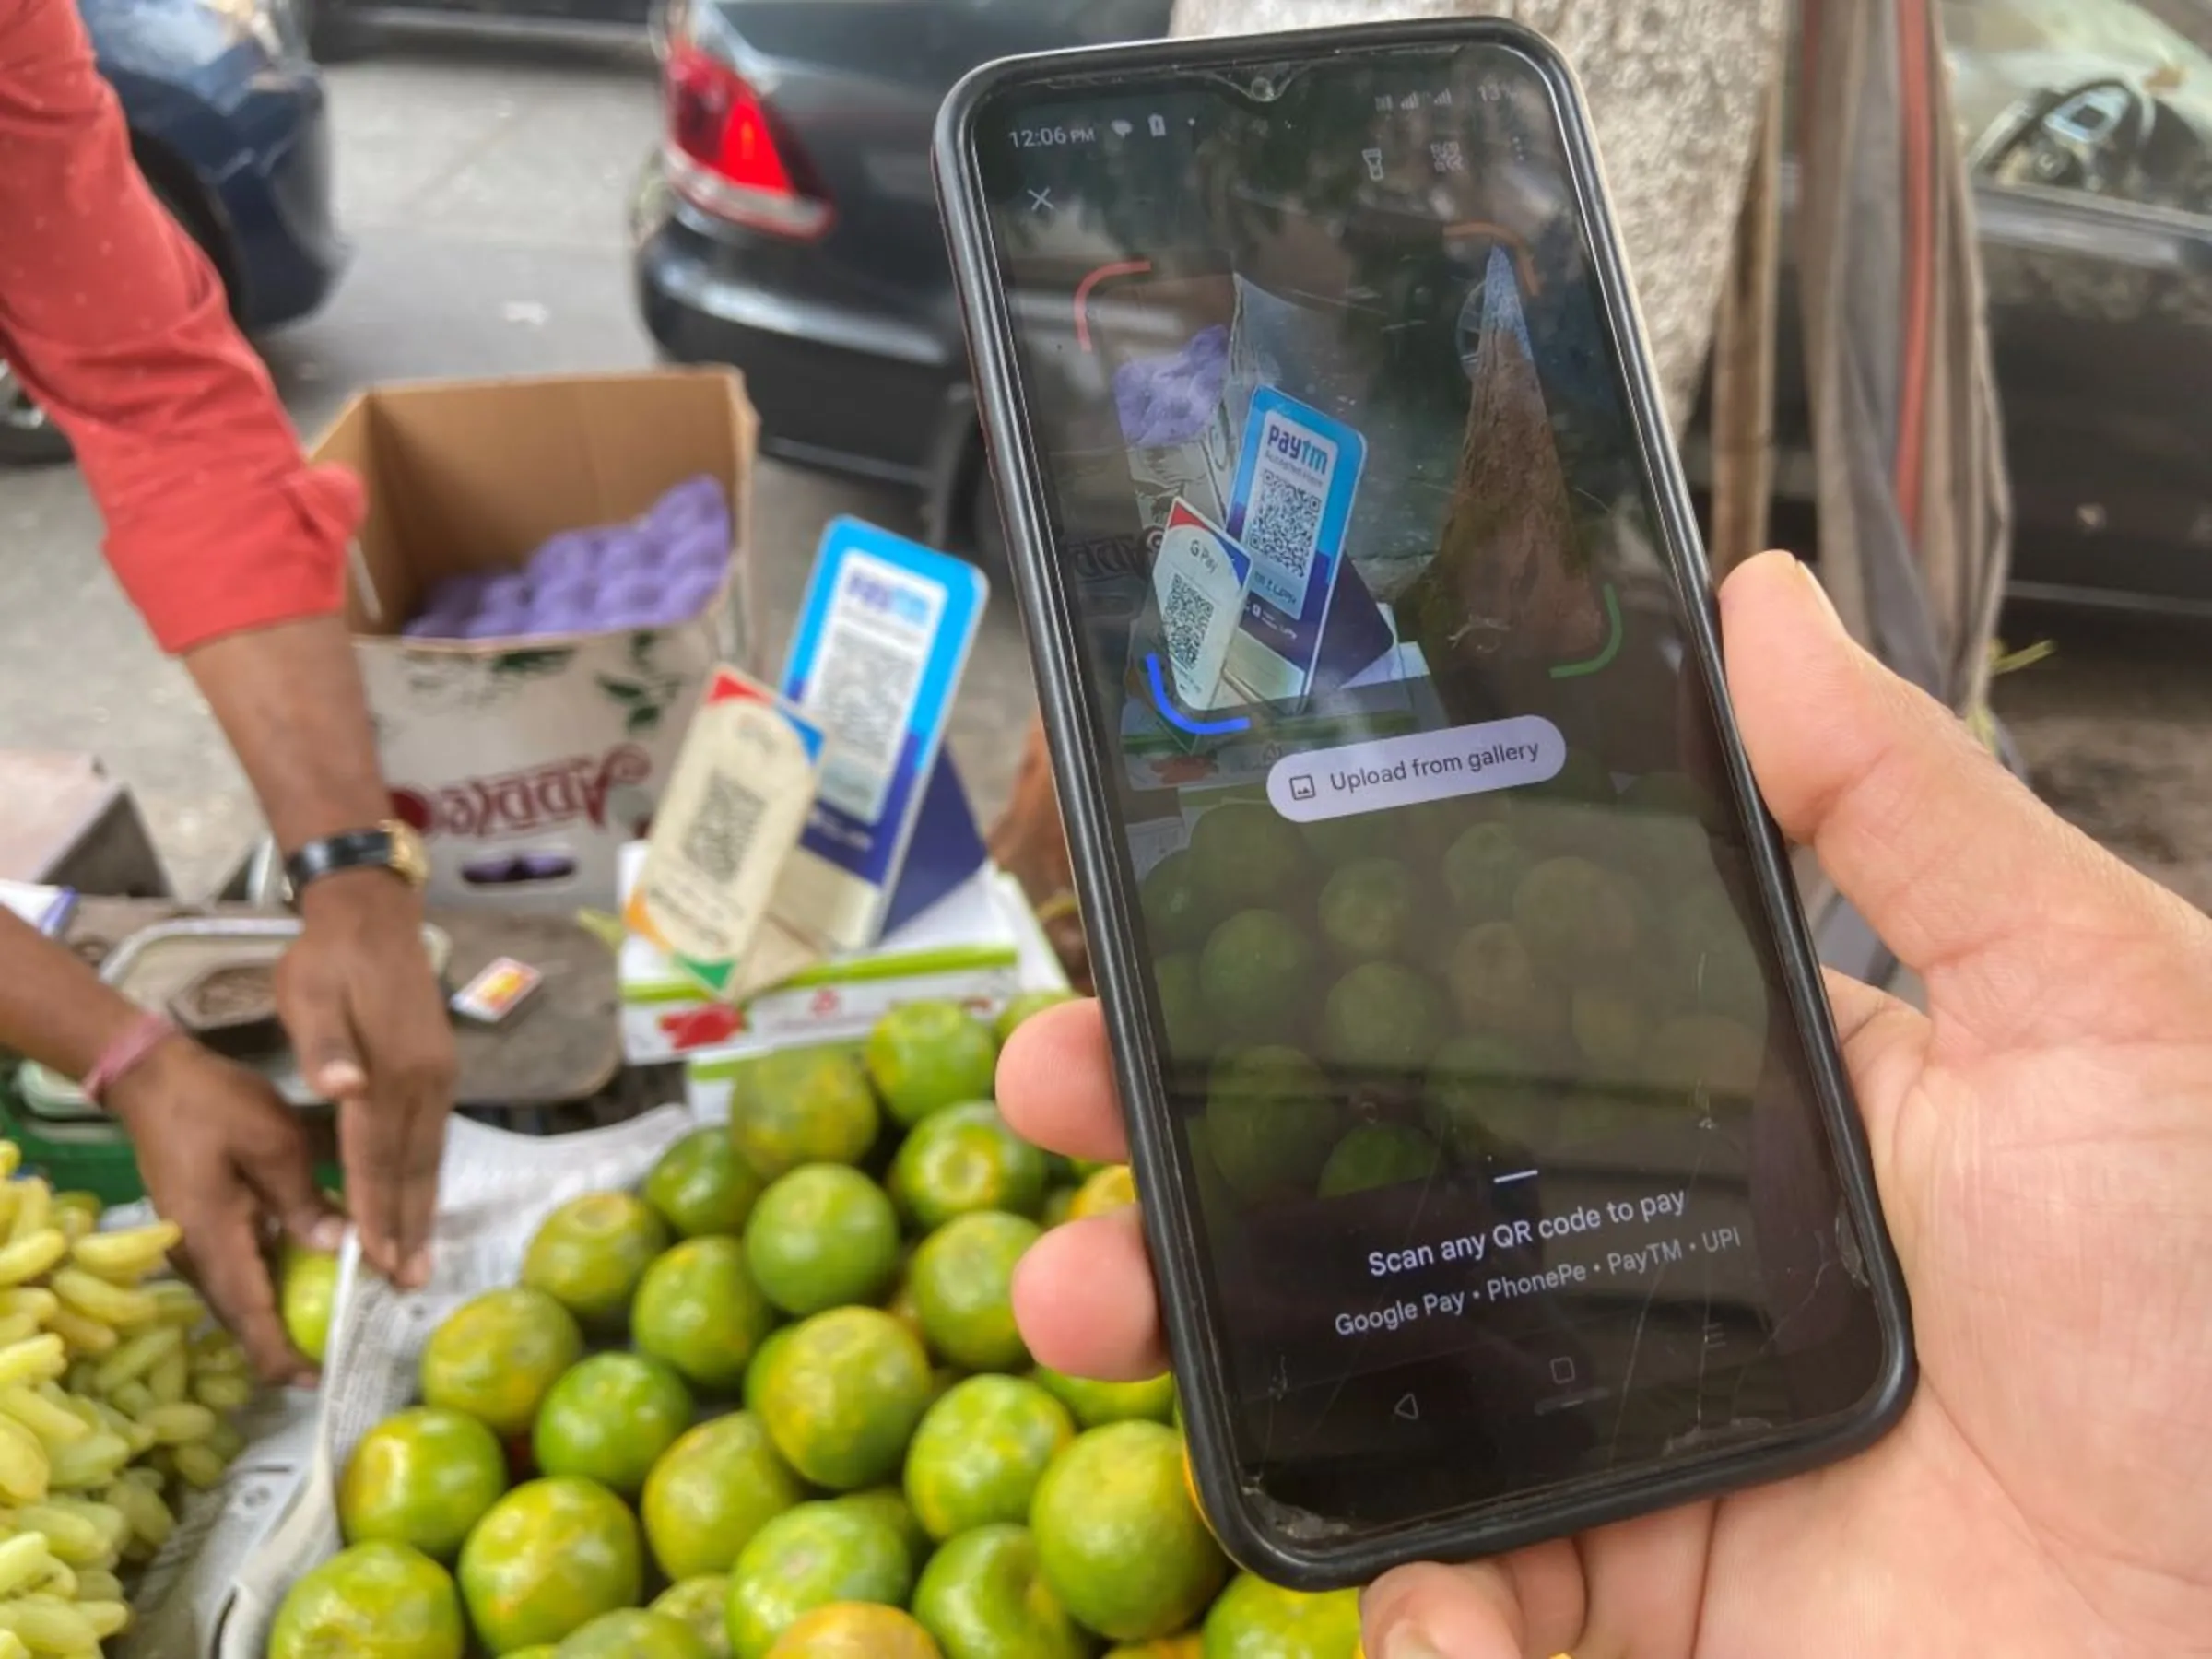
[1148,112,1168,137]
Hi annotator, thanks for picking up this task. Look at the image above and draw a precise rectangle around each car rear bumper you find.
[212,62,347,330]
[631,170,963,489]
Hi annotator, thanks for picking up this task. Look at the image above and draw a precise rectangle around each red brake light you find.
[664,43,831,238]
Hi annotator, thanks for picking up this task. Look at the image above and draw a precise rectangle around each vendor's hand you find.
[999,552,2212,1657]
[106,1037,344,1386]
[277,872,455,1291]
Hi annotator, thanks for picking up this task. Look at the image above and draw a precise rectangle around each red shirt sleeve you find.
[0,0,359,654]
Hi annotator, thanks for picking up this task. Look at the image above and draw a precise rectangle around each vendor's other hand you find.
[106,1037,343,1386]
[998,552,2212,1658]
[277,872,454,1292]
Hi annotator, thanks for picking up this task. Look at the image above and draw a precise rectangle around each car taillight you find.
[664,42,832,239]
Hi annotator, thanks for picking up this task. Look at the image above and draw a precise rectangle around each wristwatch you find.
[283,820,431,903]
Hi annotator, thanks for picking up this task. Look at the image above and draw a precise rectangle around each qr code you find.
[1243,469,1324,581]
[682,771,767,883]
[1162,571,1217,671]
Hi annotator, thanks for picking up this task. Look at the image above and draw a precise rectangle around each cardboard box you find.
[618,841,1038,1066]
[317,370,759,913]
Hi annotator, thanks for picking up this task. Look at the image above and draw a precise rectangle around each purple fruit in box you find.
[660,571,722,623]
[526,529,605,585]
[463,607,531,641]
[525,579,599,631]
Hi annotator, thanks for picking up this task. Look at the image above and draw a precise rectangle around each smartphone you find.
[935,19,1913,1587]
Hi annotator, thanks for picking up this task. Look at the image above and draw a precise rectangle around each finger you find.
[1362,1543,1582,1659]
[391,1074,451,1290]
[1721,551,2205,1047]
[336,1096,411,1287]
[276,957,370,1105]
[996,1001,1131,1165]
[1010,1209,1165,1381]
[190,1201,313,1387]
[236,1113,347,1256]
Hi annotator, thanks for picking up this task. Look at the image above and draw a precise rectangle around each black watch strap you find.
[284,823,424,901]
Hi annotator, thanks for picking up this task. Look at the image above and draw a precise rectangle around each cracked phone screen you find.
[976,41,1896,1530]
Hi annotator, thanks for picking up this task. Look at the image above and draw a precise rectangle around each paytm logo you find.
[1265,417,1333,478]
[849,571,933,629]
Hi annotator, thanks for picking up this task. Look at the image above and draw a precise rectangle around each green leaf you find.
[626,704,662,735]
[597,677,645,703]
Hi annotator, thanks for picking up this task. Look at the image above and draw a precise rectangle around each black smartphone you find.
[935,20,1912,1588]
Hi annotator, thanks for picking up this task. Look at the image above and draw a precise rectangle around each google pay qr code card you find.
[1152,499,1252,712]
[775,517,988,954]
[628,667,825,1000]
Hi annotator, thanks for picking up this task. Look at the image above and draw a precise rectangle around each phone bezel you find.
[933,17,1915,1589]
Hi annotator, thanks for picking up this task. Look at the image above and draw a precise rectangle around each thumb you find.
[1720,552,2181,1042]
[278,963,368,1103]
[1361,1546,1584,1659]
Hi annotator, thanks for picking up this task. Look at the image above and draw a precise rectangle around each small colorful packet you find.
[449,957,543,1025]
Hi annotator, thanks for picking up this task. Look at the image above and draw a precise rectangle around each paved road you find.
[0,37,1038,897]
[0,38,2204,920]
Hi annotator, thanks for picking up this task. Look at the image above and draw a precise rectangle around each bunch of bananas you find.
[0,1146,255,1656]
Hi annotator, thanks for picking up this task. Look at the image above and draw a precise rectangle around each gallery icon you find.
[1288,775,1318,803]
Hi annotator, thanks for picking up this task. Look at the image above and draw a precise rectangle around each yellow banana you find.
[0,1325,36,1357]
[76,1600,128,1640]
[106,1382,152,1420]
[12,1505,105,1569]
[0,1147,20,1182]
[71,1569,120,1605]
[48,1196,100,1248]
[0,1630,26,1659]
[147,1344,188,1408]
[35,1312,110,1362]
[0,1342,65,1394]
[5,1182,50,1249]
[101,1478,173,1556]
[0,1392,86,1450]
[43,1432,128,1493]
[0,1417,52,1506]
[48,1269,156,1330]
[137,1403,217,1447]
[0,1235,67,1292]
[192,1372,253,1413]
[0,1535,51,1601]
[89,1326,179,1396]
[0,1593,100,1653]
[145,1283,206,1329]
[68,1223,180,1283]
[171,1441,228,1490]
[0,1297,56,1328]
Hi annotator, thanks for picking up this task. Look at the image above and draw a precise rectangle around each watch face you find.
[382,822,432,889]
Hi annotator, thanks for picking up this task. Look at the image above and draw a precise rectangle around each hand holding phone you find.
[1004,543,2212,1656]
[936,19,1912,1584]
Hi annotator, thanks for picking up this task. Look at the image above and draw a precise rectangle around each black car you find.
[633,0,2212,616]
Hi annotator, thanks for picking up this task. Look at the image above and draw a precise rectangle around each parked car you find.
[0,0,347,465]
[634,0,2212,617]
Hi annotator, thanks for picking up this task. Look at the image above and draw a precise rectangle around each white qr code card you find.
[1224,386,1368,695]
[1152,499,1253,712]
[627,667,826,999]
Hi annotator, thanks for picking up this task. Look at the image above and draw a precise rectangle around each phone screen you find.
[970,41,1897,1530]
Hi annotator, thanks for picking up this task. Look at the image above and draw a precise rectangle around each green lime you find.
[1068,1166,1135,1219]
[888,1102,1049,1230]
[418,1288,582,1439]
[652,1577,734,1659]
[1032,1367,1176,1430]
[1444,921,1564,1044]
[743,1323,797,1417]
[734,1046,882,1177]
[1198,911,1315,1047]
[763,1605,943,1658]
[521,1192,669,1331]
[338,1406,508,1562]
[268,1540,465,1659]
[1513,857,1641,980]
[1101,1640,1201,1658]
[1421,1035,1547,1159]
[532,1352,693,1500]
[631,1236,778,1394]
[725,1500,914,1659]
[1201,1572,1360,1657]
[1029,1423,1227,1643]
[1186,801,1306,913]
[278,1244,338,1367]
[1441,822,1532,925]
[902,1375,1074,1542]
[556,1609,711,1658]
[753,1307,934,1490]
[1316,1124,1441,1197]
[994,991,1075,1047]
[641,1411,805,1582]
[744,1165,902,1317]
[1204,1049,1339,1204]
[648,1127,770,1239]
[1137,850,1215,954]
[1040,1187,1080,1230]
[828,1487,929,1577]
[456,1477,641,1654]
[1154,952,1215,1068]
[911,1524,1088,1659]
[1316,857,1417,963]
[1321,961,1445,1076]
[865,1004,999,1129]
[909,1212,1040,1373]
